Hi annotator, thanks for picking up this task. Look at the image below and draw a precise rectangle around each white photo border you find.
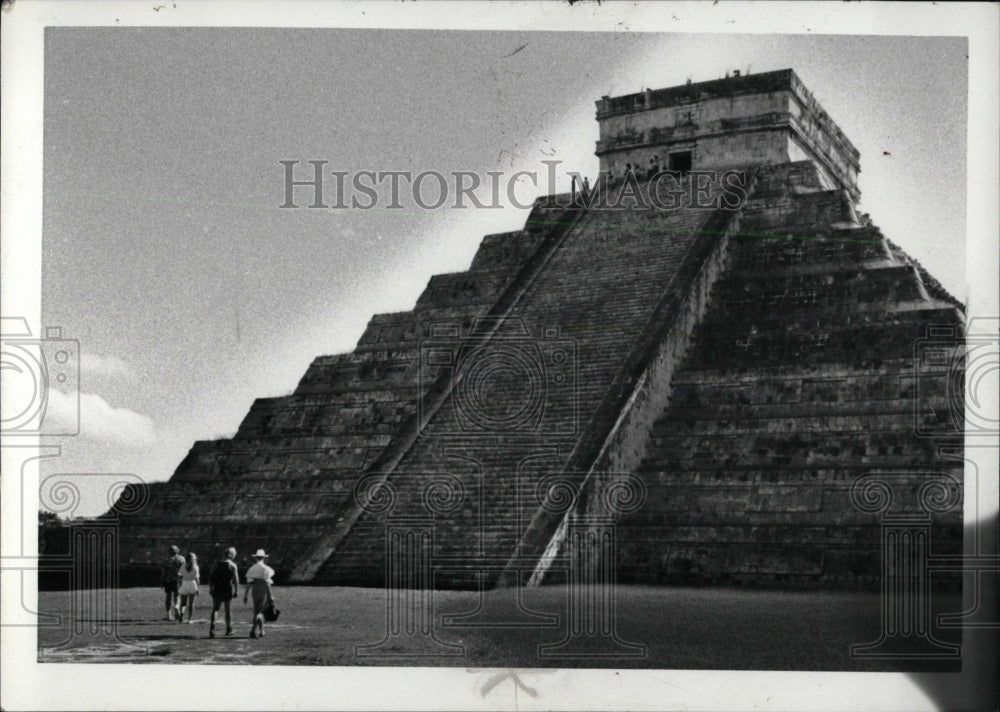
[2,2,997,710]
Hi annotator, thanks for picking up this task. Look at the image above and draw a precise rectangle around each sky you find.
[42,29,968,516]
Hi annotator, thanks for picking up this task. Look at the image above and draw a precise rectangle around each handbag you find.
[263,600,280,622]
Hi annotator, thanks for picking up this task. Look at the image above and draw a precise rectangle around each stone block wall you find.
[608,163,963,588]
[111,204,568,583]
[310,173,742,589]
[111,72,961,593]
[113,160,962,591]
[596,69,860,200]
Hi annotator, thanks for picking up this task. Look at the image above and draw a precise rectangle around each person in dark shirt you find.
[208,547,239,638]
[647,156,659,180]
[161,545,184,621]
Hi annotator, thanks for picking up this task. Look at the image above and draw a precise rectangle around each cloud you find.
[80,353,136,381]
[46,388,157,448]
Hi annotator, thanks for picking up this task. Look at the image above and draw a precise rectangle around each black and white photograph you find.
[1,2,997,710]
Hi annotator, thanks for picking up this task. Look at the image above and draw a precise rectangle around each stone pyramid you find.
[112,69,964,589]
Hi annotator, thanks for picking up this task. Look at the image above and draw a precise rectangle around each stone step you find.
[469,230,547,272]
[235,394,415,439]
[356,306,491,350]
[740,188,858,231]
[706,264,927,318]
[413,269,520,310]
[667,372,949,409]
[314,177,738,585]
[670,353,961,385]
[726,226,892,271]
[653,410,942,436]
[293,350,422,394]
[685,310,962,369]
[641,431,946,466]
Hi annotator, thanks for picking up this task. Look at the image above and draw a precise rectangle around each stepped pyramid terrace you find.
[110,69,964,590]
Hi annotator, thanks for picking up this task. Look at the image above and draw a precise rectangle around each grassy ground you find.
[37,585,961,671]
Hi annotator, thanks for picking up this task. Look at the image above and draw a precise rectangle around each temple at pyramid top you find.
[595,68,861,202]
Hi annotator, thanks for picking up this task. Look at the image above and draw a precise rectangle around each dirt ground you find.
[36,585,962,671]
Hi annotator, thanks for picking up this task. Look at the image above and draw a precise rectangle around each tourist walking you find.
[244,549,275,639]
[208,547,239,638]
[161,545,184,621]
[177,552,200,623]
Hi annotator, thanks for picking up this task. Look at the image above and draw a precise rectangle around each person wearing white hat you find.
[244,549,275,638]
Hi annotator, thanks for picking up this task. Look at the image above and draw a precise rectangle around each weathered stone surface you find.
[596,69,861,201]
[112,201,567,581]
[579,161,963,588]
[309,173,744,589]
[112,70,963,590]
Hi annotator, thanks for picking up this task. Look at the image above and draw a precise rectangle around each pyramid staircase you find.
[112,199,570,579]
[114,161,963,591]
[303,171,753,588]
[521,163,965,588]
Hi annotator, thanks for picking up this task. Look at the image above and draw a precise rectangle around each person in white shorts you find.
[177,552,200,623]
